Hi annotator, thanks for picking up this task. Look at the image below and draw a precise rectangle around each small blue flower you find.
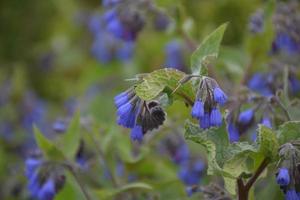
[165,40,185,69]
[116,42,135,61]
[25,158,42,178]
[37,179,56,200]
[210,108,222,127]
[173,144,189,165]
[178,161,204,186]
[285,190,299,200]
[130,125,143,142]
[238,109,254,124]
[117,109,136,128]
[199,113,210,129]
[191,100,204,119]
[227,123,239,142]
[247,73,273,96]
[117,102,132,116]
[274,33,300,55]
[290,76,300,95]
[52,120,67,133]
[261,116,272,128]
[213,87,228,106]
[276,168,290,186]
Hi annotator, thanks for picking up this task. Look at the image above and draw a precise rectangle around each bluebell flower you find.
[227,122,239,142]
[191,100,204,119]
[199,113,210,129]
[247,73,273,96]
[130,125,143,142]
[290,76,300,95]
[213,87,228,106]
[210,108,222,127]
[116,42,135,61]
[52,120,67,133]
[178,160,204,186]
[173,144,189,165]
[276,168,290,186]
[37,179,56,200]
[88,14,103,35]
[25,158,42,178]
[285,190,299,200]
[261,116,272,128]
[238,109,254,124]
[274,33,300,55]
[165,40,185,69]
[91,33,114,63]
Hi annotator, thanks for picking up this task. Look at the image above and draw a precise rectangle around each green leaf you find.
[184,120,229,175]
[257,125,279,160]
[95,182,152,199]
[277,121,300,145]
[58,111,81,159]
[33,126,65,160]
[190,23,228,75]
[134,68,195,102]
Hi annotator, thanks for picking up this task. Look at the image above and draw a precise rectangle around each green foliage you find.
[95,182,153,199]
[191,23,228,75]
[58,111,81,160]
[33,126,65,161]
[257,125,279,160]
[277,121,300,145]
[134,68,195,102]
[34,112,81,161]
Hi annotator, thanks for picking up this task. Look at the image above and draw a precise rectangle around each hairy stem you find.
[237,158,269,200]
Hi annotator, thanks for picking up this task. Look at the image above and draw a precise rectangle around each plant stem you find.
[237,158,269,200]
[65,164,92,200]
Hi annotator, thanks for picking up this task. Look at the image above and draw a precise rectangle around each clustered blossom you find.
[114,88,166,142]
[88,13,135,63]
[276,142,300,200]
[25,157,65,200]
[191,77,227,129]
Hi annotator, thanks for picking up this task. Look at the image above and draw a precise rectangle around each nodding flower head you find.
[192,77,227,129]
[261,116,272,128]
[210,108,222,127]
[178,160,204,186]
[213,87,228,106]
[191,100,204,119]
[238,108,254,124]
[104,7,145,41]
[285,190,299,200]
[115,89,166,141]
[276,168,290,186]
[130,125,143,142]
[227,122,240,142]
[25,157,65,200]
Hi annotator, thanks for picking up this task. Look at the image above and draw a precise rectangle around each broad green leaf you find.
[134,68,195,102]
[95,182,152,199]
[58,111,81,159]
[257,125,279,160]
[223,142,257,195]
[184,120,230,175]
[33,126,65,160]
[277,121,300,145]
[190,23,227,75]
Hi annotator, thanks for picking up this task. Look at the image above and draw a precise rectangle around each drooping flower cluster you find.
[25,156,65,200]
[114,88,166,141]
[191,77,227,129]
[276,142,300,200]
[88,13,135,63]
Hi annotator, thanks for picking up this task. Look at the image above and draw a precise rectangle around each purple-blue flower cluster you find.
[165,40,186,70]
[114,88,166,142]
[25,157,64,200]
[88,13,135,63]
[191,77,227,129]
